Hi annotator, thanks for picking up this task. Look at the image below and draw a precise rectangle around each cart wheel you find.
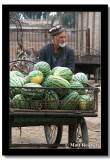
[44,125,63,148]
[69,118,89,149]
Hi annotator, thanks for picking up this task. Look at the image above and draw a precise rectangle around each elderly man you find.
[39,24,75,72]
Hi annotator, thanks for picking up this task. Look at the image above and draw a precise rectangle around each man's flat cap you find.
[48,24,65,36]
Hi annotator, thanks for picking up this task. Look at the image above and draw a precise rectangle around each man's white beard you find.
[52,40,66,48]
[59,43,65,47]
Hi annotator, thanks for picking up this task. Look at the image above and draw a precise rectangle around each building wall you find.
[75,12,101,52]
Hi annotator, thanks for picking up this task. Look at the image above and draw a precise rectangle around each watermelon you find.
[12,94,27,109]
[24,75,30,83]
[10,75,25,86]
[42,90,59,110]
[25,99,41,110]
[21,83,44,99]
[72,72,88,85]
[79,95,94,110]
[46,75,71,88]
[70,80,86,95]
[46,75,71,96]
[41,75,50,87]
[53,67,73,81]
[12,94,41,110]
[51,66,62,74]
[10,75,26,98]
[26,70,44,84]
[34,61,51,77]
[59,91,80,110]
[10,71,24,78]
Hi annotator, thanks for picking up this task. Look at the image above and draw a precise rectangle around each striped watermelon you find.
[53,67,73,81]
[59,91,80,110]
[12,94,27,109]
[11,94,41,109]
[34,61,51,77]
[70,80,86,95]
[46,75,71,96]
[10,75,26,98]
[10,75,25,87]
[46,75,71,88]
[72,72,88,85]
[43,90,59,110]
[24,99,41,110]
[79,95,93,110]
[41,75,50,87]
[21,83,44,99]
[26,70,44,84]
[51,66,62,74]
[10,71,24,78]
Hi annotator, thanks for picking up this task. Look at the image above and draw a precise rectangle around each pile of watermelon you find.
[10,61,94,111]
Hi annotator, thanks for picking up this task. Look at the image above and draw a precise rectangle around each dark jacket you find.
[39,43,75,73]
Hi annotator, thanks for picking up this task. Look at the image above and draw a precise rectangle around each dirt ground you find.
[11,85,101,149]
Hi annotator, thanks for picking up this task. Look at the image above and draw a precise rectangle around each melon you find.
[34,61,51,77]
[26,70,44,84]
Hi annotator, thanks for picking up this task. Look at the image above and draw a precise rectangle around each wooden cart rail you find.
[10,111,98,127]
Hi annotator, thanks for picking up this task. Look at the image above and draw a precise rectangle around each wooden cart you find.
[9,60,99,149]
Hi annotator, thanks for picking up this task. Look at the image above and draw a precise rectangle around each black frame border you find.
[2,4,108,156]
